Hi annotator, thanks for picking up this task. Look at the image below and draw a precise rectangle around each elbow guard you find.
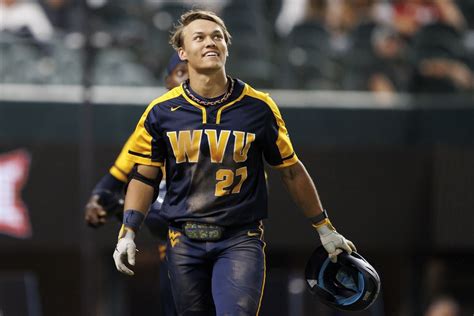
[125,165,162,202]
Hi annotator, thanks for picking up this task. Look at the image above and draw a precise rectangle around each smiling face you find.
[178,19,228,75]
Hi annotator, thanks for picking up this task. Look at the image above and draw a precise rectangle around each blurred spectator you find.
[424,296,460,316]
[367,26,411,93]
[432,0,466,31]
[392,0,439,39]
[411,23,474,93]
[275,0,307,36]
[341,0,412,94]
[305,0,383,55]
[278,0,335,89]
[391,0,466,40]
[342,25,411,94]
[416,57,473,91]
[0,0,54,42]
[323,0,358,53]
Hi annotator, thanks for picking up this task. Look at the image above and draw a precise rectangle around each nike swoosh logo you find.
[247,231,260,237]
[171,106,181,111]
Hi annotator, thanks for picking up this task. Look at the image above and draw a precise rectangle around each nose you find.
[204,35,216,47]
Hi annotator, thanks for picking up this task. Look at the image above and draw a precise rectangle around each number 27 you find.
[215,167,248,196]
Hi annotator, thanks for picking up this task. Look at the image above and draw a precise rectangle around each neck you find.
[188,68,228,98]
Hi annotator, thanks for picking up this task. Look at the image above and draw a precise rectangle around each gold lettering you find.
[205,130,231,163]
[233,131,255,163]
[167,130,202,163]
[231,167,248,194]
[215,169,234,196]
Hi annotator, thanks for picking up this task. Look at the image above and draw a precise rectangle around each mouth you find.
[203,51,219,58]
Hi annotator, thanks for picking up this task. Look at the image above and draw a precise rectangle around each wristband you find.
[309,209,328,226]
[123,209,145,232]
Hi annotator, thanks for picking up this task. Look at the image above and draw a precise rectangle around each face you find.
[165,62,188,90]
[178,19,228,74]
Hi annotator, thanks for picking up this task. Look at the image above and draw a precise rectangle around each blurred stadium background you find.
[0,0,473,315]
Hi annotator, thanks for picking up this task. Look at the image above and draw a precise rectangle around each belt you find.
[169,220,261,241]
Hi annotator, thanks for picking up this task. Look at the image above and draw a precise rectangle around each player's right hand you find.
[84,195,107,227]
[113,234,137,276]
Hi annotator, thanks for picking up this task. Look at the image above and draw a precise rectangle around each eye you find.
[213,34,223,40]
[194,35,203,41]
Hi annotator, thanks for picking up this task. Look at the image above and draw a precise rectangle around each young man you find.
[85,52,187,316]
[113,10,356,315]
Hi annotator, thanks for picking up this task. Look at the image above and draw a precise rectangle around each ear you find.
[164,76,172,90]
[178,48,187,61]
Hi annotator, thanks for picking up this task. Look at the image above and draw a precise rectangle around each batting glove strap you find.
[312,218,335,232]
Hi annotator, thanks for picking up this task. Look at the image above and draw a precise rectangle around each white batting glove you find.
[113,229,137,276]
[316,221,356,263]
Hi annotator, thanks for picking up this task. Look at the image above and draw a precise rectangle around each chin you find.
[198,63,224,73]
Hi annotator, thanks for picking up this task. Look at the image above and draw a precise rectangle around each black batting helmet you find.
[305,246,381,311]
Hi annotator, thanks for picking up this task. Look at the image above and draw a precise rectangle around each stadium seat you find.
[227,58,276,88]
[349,21,377,53]
[412,22,466,62]
[221,0,273,62]
[286,21,329,51]
[144,2,191,76]
[279,21,338,89]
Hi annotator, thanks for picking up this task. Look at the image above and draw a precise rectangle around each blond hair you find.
[169,10,232,50]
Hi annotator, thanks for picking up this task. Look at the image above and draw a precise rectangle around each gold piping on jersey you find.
[245,86,299,168]
[127,87,183,167]
[181,91,207,124]
[256,221,266,316]
[215,84,248,124]
[109,134,137,182]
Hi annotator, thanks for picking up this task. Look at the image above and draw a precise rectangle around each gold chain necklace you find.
[183,77,234,107]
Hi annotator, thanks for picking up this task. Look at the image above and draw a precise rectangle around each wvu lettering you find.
[166,129,255,164]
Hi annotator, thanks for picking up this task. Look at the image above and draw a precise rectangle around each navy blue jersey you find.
[127,78,298,226]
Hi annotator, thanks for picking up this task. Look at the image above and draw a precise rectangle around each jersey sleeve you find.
[262,96,299,168]
[127,103,166,167]
[109,134,136,182]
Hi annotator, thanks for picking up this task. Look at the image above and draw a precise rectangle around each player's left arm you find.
[260,93,355,261]
[278,160,324,218]
[278,160,356,262]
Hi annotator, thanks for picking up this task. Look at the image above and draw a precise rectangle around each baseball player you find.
[84,52,187,316]
[113,10,356,315]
